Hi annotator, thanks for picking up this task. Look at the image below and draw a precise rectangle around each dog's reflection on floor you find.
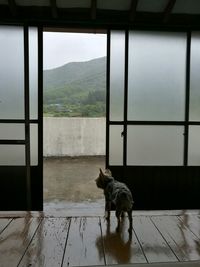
[96,217,133,264]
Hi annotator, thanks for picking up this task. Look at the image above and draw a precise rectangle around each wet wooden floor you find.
[1,211,200,267]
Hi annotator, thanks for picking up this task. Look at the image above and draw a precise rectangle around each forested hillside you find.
[43,57,106,117]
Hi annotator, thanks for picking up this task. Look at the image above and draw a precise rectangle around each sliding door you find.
[0,25,42,210]
[107,30,200,209]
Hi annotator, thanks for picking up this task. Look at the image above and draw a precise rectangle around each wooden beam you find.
[163,0,176,23]
[129,0,139,22]
[8,0,17,16]
[50,0,58,19]
[91,0,97,20]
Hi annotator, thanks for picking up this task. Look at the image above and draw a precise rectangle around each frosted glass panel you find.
[0,145,25,165]
[188,126,200,165]
[0,26,24,119]
[30,124,38,166]
[109,125,123,165]
[127,126,184,165]
[0,124,25,139]
[189,32,200,121]
[29,27,38,120]
[128,31,186,121]
[110,31,125,121]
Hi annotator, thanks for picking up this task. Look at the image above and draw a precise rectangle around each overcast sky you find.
[43,32,107,70]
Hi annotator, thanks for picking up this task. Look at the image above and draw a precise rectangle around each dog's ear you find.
[105,169,112,176]
[99,168,105,178]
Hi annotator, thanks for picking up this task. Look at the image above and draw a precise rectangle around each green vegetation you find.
[43,57,106,117]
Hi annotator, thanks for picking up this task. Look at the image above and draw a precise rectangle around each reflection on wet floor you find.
[97,216,146,265]
[43,156,105,213]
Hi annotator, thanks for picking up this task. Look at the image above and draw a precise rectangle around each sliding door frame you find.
[106,29,200,209]
[0,24,43,210]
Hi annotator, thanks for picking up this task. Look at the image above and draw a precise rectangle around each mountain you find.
[43,57,106,117]
[44,57,106,91]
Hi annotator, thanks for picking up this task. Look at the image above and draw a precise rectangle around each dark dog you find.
[95,168,134,233]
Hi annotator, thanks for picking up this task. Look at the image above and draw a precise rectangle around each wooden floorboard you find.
[18,217,71,267]
[178,214,200,240]
[133,216,178,263]
[62,217,105,267]
[0,218,12,234]
[0,217,41,267]
[0,212,200,267]
[100,216,147,265]
[151,215,200,261]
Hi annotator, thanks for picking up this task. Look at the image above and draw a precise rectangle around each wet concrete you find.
[43,156,105,212]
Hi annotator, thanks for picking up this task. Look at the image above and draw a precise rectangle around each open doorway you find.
[43,30,107,213]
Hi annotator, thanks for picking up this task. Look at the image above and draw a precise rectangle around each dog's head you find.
[95,168,114,189]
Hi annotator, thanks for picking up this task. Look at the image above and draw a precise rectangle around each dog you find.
[95,168,134,233]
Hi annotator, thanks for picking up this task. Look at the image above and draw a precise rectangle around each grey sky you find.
[43,32,107,70]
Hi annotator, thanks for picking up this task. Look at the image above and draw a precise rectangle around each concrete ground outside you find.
[43,156,105,213]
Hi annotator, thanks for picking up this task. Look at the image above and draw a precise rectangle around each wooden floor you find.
[1,211,200,267]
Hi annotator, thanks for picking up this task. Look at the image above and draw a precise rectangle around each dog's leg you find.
[105,199,111,221]
[116,210,121,232]
[128,210,133,234]
[121,211,125,218]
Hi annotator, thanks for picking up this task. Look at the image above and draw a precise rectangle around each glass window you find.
[0,26,24,119]
[109,31,125,121]
[0,145,25,165]
[128,31,186,121]
[188,126,200,165]
[127,125,184,165]
[0,124,25,140]
[109,125,123,165]
[189,32,200,121]
[29,27,38,120]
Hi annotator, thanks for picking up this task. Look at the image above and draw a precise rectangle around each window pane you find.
[109,125,123,165]
[188,126,200,165]
[0,145,25,165]
[0,124,25,140]
[30,124,38,166]
[189,32,200,121]
[128,31,186,121]
[110,31,125,121]
[127,126,184,165]
[29,27,38,120]
[0,26,24,119]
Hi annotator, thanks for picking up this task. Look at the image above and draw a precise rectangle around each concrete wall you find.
[43,117,106,157]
